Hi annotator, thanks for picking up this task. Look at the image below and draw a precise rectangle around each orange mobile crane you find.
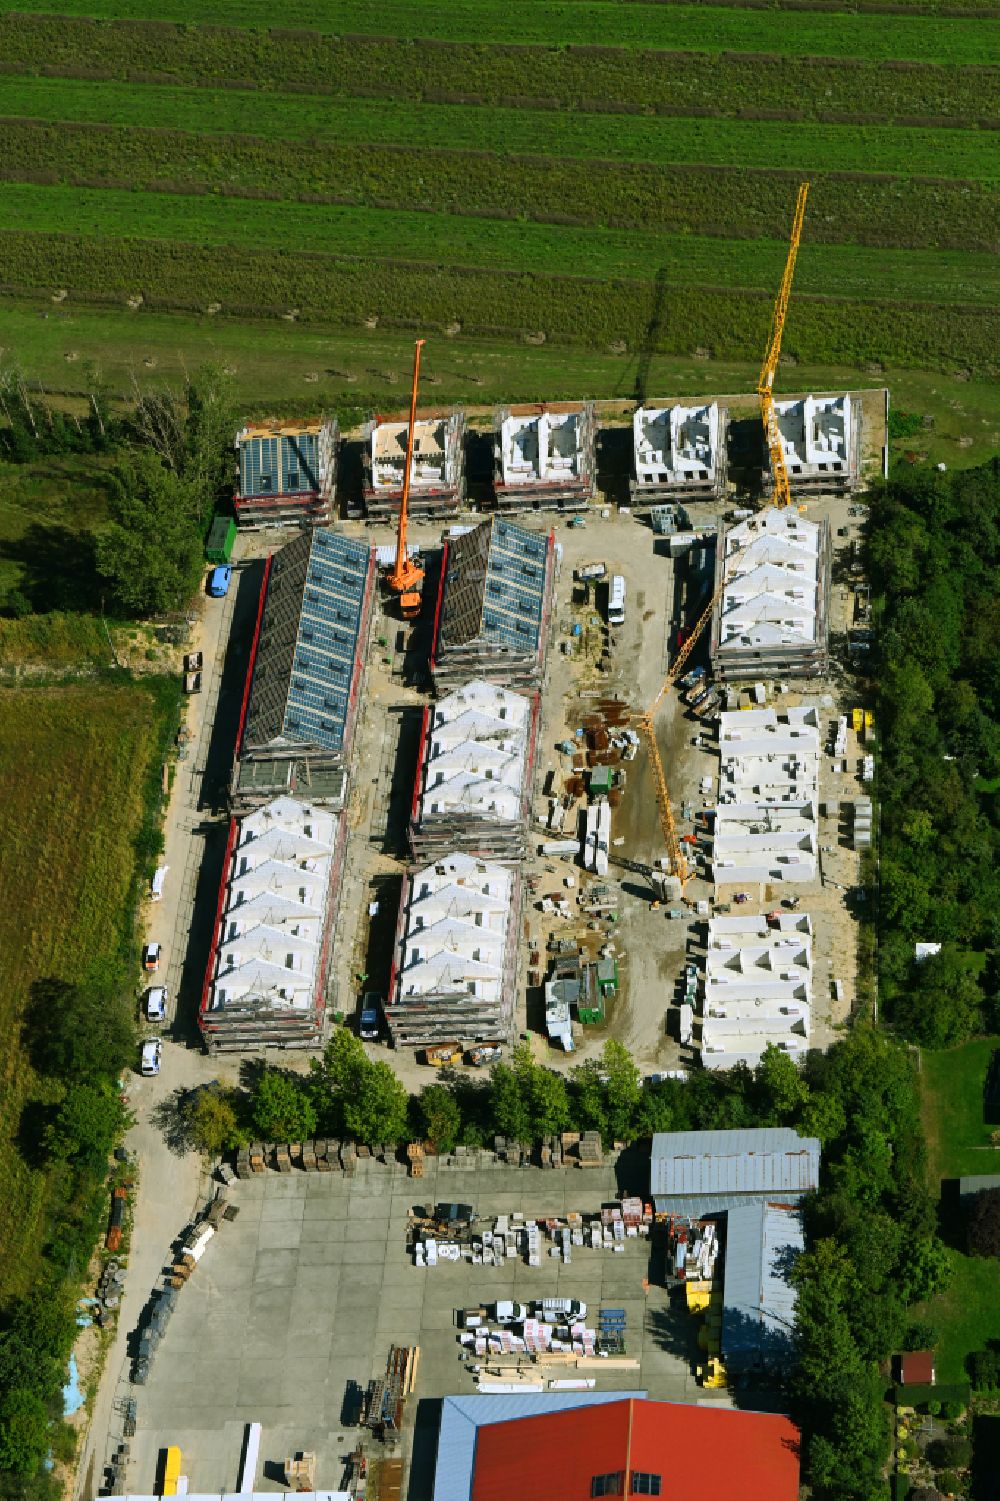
[636,183,810,888]
[385,338,426,619]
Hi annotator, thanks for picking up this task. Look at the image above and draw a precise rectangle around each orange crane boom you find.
[757,182,809,509]
[638,184,809,886]
[386,338,426,616]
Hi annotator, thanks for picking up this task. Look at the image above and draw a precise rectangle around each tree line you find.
[180,1024,942,1501]
[866,457,1000,1047]
[0,363,238,620]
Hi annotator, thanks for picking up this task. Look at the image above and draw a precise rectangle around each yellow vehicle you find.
[852,707,864,732]
[697,1357,728,1390]
[162,1447,182,1497]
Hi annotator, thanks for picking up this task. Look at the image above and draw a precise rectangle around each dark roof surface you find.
[243,529,371,757]
[438,518,549,655]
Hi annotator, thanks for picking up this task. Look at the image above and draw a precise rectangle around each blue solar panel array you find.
[282,530,371,753]
[239,430,321,497]
[479,519,548,652]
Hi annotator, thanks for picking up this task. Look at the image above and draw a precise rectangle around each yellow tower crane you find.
[637,183,810,887]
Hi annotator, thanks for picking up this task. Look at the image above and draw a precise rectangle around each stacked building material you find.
[233,419,339,528]
[409,680,540,863]
[362,408,466,521]
[493,403,596,512]
[232,527,375,812]
[631,403,727,502]
[766,393,862,497]
[710,509,831,682]
[386,853,520,1048]
[199,795,347,1052]
[431,516,556,692]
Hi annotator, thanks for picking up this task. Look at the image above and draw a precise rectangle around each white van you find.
[607,574,626,626]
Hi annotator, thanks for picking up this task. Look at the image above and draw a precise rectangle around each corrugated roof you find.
[722,1201,803,1374]
[434,1393,636,1501]
[650,1128,820,1198]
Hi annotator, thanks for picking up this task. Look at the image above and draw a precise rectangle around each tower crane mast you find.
[385,338,426,619]
[638,184,809,886]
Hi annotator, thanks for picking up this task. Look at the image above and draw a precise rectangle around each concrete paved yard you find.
[128,1161,709,1498]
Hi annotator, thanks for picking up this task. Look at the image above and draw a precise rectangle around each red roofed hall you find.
[433,1393,800,1501]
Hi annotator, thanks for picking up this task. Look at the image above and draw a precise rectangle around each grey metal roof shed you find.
[651,1127,820,1216]
[721,1201,803,1376]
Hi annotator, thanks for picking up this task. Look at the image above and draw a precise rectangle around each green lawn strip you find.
[2,117,995,254]
[921,1036,1000,1183]
[3,18,992,125]
[0,183,994,306]
[0,683,161,1299]
[1,230,997,377]
[3,296,997,464]
[5,0,995,62]
[927,1254,1000,1384]
[0,78,994,182]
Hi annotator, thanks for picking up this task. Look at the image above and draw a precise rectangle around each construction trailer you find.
[205,514,237,563]
[233,419,339,528]
[631,403,727,503]
[409,680,541,864]
[231,528,375,813]
[386,853,521,1049]
[493,403,596,512]
[765,393,862,498]
[430,517,556,693]
[199,795,348,1051]
[710,509,832,682]
[362,408,466,522]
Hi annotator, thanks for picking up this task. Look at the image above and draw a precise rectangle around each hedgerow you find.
[0,119,995,252]
[0,230,995,376]
[1,17,995,125]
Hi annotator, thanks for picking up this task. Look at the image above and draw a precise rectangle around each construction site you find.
[105,183,887,1499]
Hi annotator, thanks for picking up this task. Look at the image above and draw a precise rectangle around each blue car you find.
[207,565,232,598]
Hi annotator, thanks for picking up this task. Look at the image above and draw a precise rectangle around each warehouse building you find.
[433,1392,800,1501]
[493,403,596,512]
[199,795,347,1051]
[701,912,812,1071]
[769,392,861,496]
[361,409,466,522]
[431,517,555,692]
[409,680,540,863]
[386,852,520,1048]
[710,509,831,682]
[721,1201,804,1377]
[232,529,375,813]
[233,420,339,528]
[650,1127,820,1217]
[630,402,726,502]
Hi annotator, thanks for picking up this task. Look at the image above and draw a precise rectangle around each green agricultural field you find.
[0,683,168,1300]
[10,0,996,62]
[2,81,994,181]
[0,182,994,309]
[0,0,995,433]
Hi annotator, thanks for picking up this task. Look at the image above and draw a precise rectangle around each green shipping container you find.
[205,515,237,564]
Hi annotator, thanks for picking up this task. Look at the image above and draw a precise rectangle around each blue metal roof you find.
[721,1201,803,1375]
[440,517,549,655]
[283,531,369,751]
[239,429,321,498]
[434,1393,645,1501]
[650,1129,820,1200]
